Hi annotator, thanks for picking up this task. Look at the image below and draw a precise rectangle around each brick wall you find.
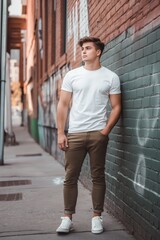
[107,26,160,240]
[80,24,160,240]
[26,0,35,83]
[89,0,160,44]
[26,0,160,239]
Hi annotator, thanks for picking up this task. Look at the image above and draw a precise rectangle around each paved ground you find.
[0,127,136,240]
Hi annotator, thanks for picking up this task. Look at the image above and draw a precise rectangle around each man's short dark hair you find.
[78,36,105,56]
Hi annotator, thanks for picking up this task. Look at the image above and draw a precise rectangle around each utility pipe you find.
[0,0,7,165]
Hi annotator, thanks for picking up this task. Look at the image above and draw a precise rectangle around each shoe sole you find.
[91,229,103,234]
[56,227,74,233]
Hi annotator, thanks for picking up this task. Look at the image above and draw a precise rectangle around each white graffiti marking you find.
[134,64,160,196]
[73,1,79,60]
[119,63,160,197]
[52,177,64,185]
[133,154,146,195]
[67,0,89,60]
[136,69,159,147]
[118,171,160,198]
[79,0,89,38]
[151,68,160,129]
[67,1,79,60]
[136,110,150,147]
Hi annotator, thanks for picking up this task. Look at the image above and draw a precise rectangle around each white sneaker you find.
[91,216,103,234]
[56,217,74,233]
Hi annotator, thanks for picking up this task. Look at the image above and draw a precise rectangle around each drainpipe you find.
[0,0,8,165]
[21,30,26,127]
[5,53,14,137]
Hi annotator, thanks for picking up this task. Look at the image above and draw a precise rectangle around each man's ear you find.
[97,49,101,57]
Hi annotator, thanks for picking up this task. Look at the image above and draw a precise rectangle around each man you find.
[56,36,121,234]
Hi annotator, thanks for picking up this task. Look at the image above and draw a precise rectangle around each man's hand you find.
[58,133,68,151]
[100,129,108,136]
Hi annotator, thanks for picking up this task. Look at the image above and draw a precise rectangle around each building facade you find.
[26,1,160,239]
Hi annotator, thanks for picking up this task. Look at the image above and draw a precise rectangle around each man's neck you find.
[83,61,101,71]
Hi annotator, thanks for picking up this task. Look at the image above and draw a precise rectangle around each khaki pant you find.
[64,131,109,215]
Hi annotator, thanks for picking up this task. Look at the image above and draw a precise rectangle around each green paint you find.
[30,117,39,142]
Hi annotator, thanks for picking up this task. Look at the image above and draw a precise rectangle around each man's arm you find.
[57,90,72,150]
[101,94,122,136]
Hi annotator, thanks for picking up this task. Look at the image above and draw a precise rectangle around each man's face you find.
[81,42,101,62]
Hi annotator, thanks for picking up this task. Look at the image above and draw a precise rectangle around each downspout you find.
[0,0,8,165]
[5,53,14,137]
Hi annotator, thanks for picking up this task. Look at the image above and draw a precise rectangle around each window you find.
[51,0,56,64]
[61,0,67,55]
[44,0,48,72]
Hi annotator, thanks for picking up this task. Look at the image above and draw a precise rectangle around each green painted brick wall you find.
[80,25,160,239]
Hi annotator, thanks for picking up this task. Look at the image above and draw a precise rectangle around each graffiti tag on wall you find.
[38,64,70,129]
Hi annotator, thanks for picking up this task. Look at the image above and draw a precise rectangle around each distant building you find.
[10,59,19,82]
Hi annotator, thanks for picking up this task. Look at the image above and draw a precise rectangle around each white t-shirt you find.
[61,66,121,133]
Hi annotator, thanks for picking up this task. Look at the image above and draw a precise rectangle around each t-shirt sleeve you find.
[61,72,73,92]
[109,74,121,94]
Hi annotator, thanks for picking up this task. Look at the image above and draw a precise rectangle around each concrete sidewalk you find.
[0,127,136,240]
